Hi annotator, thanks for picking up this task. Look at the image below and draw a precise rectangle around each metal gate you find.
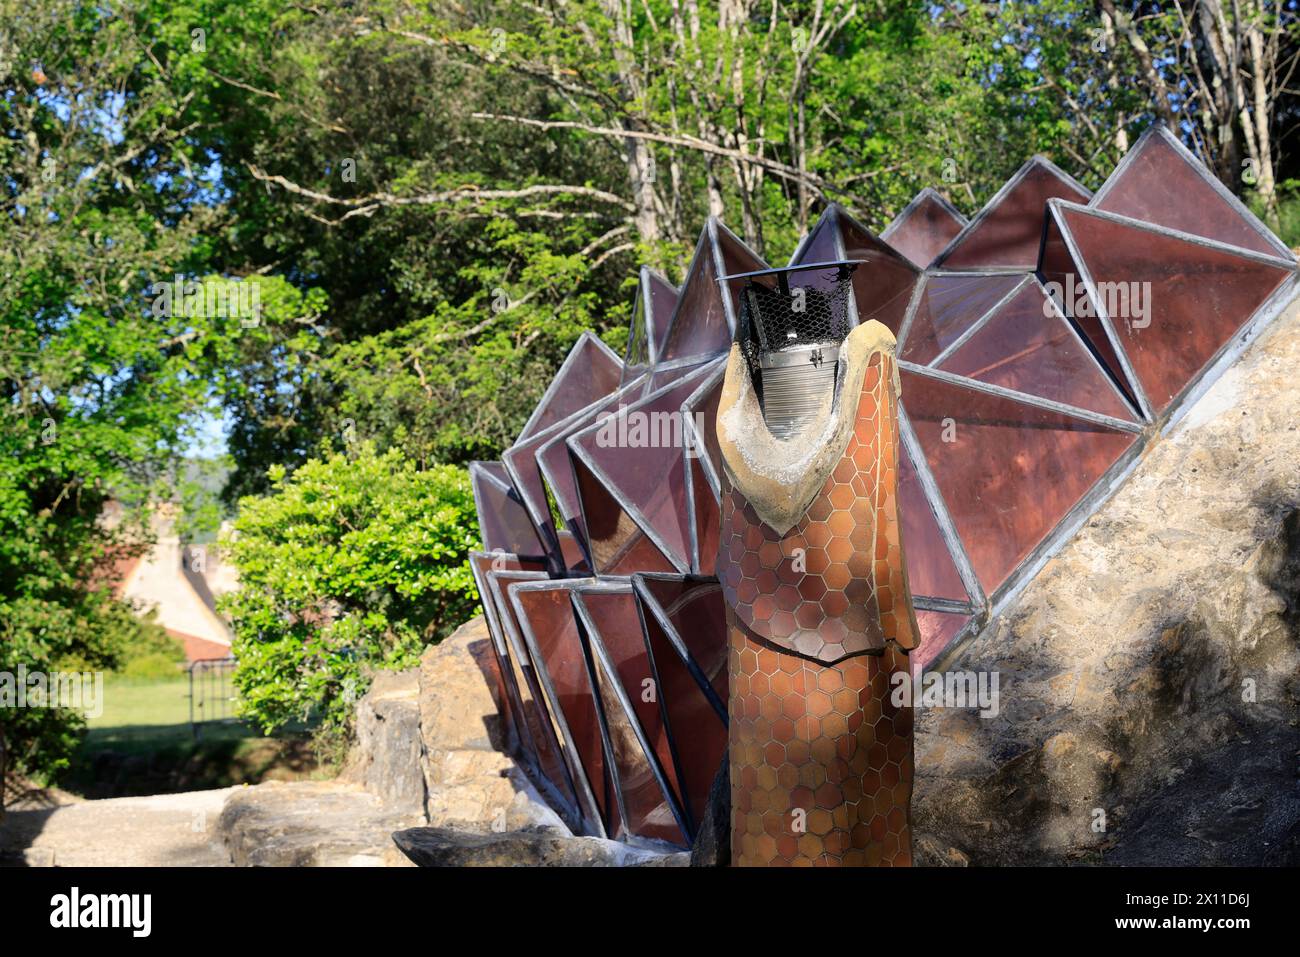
[187,657,237,739]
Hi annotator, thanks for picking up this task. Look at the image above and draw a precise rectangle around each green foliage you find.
[219,444,479,737]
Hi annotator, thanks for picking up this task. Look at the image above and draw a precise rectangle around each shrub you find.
[219,443,479,741]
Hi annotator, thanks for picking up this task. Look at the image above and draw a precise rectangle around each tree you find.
[219,444,479,742]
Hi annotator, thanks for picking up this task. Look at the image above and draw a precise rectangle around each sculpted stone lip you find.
[466,121,1297,854]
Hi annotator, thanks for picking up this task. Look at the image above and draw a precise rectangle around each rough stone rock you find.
[219,781,421,867]
[392,825,673,867]
[690,752,731,867]
[913,292,1300,866]
[343,668,426,817]
[418,617,560,832]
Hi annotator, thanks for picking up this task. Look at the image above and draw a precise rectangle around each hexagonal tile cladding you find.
[728,617,913,867]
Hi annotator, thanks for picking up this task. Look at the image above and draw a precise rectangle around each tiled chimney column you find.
[717,322,918,866]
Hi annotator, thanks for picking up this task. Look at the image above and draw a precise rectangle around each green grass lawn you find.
[62,672,324,798]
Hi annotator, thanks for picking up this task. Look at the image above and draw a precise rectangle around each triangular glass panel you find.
[901,366,1138,596]
[835,206,922,334]
[899,272,1024,364]
[503,377,641,572]
[484,569,582,829]
[660,220,763,361]
[680,363,725,494]
[573,585,691,846]
[632,574,728,830]
[515,332,624,444]
[621,267,680,385]
[912,609,971,674]
[568,361,723,573]
[634,575,728,717]
[898,443,970,603]
[1055,202,1294,416]
[788,207,842,265]
[469,461,545,559]
[569,451,678,576]
[509,580,620,838]
[1094,125,1293,260]
[936,280,1138,422]
[535,379,646,565]
[467,551,546,758]
[882,188,968,268]
[936,157,1090,269]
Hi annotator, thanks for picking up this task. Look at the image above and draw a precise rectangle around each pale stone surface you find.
[2,788,234,866]
[343,668,426,816]
[218,780,419,867]
[913,293,1300,865]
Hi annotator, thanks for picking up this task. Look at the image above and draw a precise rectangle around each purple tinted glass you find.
[938,159,1089,269]
[570,362,722,572]
[577,587,689,846]
[937,282,1136,421]
[884,190,967,268]
[1096,129,1288,258]
[516,333,624,443]
[511,582,621,838]
[902,367,1137,595]
[469,461,545,558]
[899,273,1023,365]
[1058,204,1293,415]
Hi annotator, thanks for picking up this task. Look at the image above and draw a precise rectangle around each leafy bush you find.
[219,444,479,741]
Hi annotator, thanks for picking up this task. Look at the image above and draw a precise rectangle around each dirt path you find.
[1,788,235,866]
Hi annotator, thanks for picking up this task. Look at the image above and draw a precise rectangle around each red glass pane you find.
[1058,204,1293,415]
[1096,129,1288,259]
[634,578,727,829]
[937,282,1137,421]
[577,587,689,846]
[883,189,967,268]
[661,223,763,361]
[570,452,677,576]
[938,159,1089,269]
[790,210,842,265]
[838,208,921,334]
[689,455,720,576]
[535,387,636,556]
[646,269,680,360]
[636,576,728,712]
[901,367,1137,595]
[569,362,720,571]
[468,551,546,757]
[912,610,970,673]
[485,570,580,823]
[516,333,624,443]
[1038,207,1131,397]
[511,582,621,838]
[469,462,545,558]
[898,443,969,602]
[899,273,1023,365]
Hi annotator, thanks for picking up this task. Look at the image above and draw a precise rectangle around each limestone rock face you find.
[343,668,426,817]
[218,781,420,867]
[392,825,679,868]
[913,296,1300,866]
[417,617,561,832]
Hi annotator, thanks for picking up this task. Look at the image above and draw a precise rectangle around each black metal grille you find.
[732,262,858,408]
